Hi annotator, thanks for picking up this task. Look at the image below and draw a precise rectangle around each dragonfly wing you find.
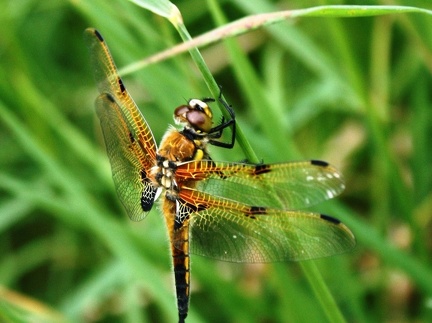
[85,28,158,221]
[96,94,157,221]
[177,160,344,210]
[84,28,157,162]
[178,187,355,262]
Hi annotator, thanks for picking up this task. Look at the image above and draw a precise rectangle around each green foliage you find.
[1,0,432,322]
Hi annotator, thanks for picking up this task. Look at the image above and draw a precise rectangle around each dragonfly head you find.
[174,99,213,133]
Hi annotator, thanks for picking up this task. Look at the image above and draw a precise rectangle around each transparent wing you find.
[96,94,157,221]
[84,28,157,168]
[85,28,158,221]
[176,160,344,210]
[178,187,355,262]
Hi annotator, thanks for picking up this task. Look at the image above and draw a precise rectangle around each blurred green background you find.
[1,0,432,322]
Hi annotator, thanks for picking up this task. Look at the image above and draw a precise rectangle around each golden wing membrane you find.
[85,28,158,220]
[96,94,157,221]
[84,28,157,166]
[176,160,345,210]
[178,187,355,262]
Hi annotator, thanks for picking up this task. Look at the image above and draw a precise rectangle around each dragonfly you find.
[84,28,355,323]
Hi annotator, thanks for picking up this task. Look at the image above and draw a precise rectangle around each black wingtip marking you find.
[311,160,329,167]
[94,29,104,42]
[254,164,271,175]
[320,214,341,225]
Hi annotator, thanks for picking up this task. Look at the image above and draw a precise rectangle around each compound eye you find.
[174,105,190,120]
[186,110,212,132]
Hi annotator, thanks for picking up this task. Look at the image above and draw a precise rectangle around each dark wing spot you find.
[106,93,115,103]
[250,206,267,214]
[253,164,271,175]
[94,29,104,42]
[174,200,208,230]
[141,169,147,181]
[311,160,329,167]
[141,192,154,211]
[129,132,135,144]
[184,201,208,214]
[320,214,341,225]
[117,77,126,93]
[140,170,156,212]
[244,206,267,219]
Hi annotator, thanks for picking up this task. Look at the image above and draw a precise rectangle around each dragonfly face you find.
[85,28,355,323]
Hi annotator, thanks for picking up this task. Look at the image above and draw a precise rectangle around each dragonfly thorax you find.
[151,158,179,201]
[153,116,212,202]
